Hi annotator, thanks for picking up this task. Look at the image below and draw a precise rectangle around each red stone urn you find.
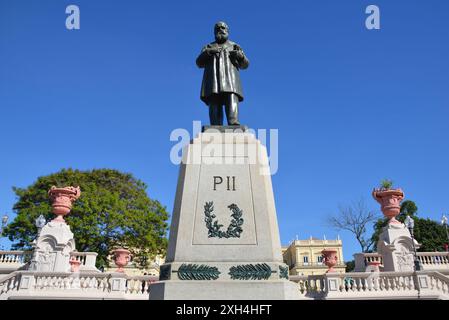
[322,249,338,273]
[48,186,81,223]
[372,188,404,224]
[69,257,81,273]
[367,261,381,272]
[112,248,131,273]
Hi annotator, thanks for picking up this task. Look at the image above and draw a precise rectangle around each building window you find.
[317,256,323,264]
[303,256,309,265]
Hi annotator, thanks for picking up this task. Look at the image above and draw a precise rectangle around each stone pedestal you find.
[377,223,420,272]
[28,221,75,273]
[150,130,299,300]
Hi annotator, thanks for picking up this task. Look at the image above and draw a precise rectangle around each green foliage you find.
[204,201,243,238]
[228,263,273,280]
[412,218,448,252]
[175,264,220,280]
[380,179,393,190]
[3,168,169,269]
[345,260,355,272]
[399,200,418,218]
[370,200,448,252]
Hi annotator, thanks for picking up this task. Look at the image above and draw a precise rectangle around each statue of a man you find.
[196,21,249,126]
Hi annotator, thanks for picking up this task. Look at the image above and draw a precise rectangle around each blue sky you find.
[1,0,448,260]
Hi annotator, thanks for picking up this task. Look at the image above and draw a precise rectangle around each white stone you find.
[377,223,420,272]
[28,221,75,273]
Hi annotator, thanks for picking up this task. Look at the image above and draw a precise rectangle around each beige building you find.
[282,237,346,276]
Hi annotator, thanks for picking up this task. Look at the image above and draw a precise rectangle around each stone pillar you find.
[372,187,420,272]
[150,128,299,300]
[377,223,420,272]
[28,186,80,273]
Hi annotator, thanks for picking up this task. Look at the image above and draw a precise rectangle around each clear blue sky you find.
[1,0,448,260]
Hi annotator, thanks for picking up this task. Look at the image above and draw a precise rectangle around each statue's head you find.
[214,21,229,44]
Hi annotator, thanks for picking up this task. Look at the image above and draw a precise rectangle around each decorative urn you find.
[112,248,131,273]
[48,186,81,223]
[69,257,81,273]
[367,260,381,272]
[372,188,404,224]
[321,249,338,273]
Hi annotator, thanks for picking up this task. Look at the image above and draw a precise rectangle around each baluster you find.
[52,276,58,289]
[134,280,140,294]
[7,277,15,292]
[360,278,368,292]
[86,276,93,289]
[42,276,48,290]
[126,279,132,294]
[374,275,380,291]
[368,276,375,291]
[399,276,404,290]
[130,279,136,294]
[130,279,135,294]
[358,278,363,292]
[392,276,398,291]
[88,276,95,289]
[135,280,141,294]
[383,277,389,290]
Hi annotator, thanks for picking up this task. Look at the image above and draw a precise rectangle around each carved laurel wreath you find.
[204,201,243,238]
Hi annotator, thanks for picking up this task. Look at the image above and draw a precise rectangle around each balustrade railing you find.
[69,251,99,272]
[0,251,32,265]
[0,270,158,299]
[417,252,449,269]
[290,271,449,299]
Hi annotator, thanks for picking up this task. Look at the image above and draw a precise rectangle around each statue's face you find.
[214,23,229,43]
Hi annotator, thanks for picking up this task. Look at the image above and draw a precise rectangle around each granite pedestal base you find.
[150,279,299,300]
[151,131,299,300]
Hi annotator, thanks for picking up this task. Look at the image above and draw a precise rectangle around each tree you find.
[370,200,447,252]
[3,168,169,269]
[328,198,379,253]
[345,260,355,272]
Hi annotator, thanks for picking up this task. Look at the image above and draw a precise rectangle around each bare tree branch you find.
[327,198,379,253]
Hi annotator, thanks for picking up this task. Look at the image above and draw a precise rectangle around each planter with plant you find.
[372,179,404,224]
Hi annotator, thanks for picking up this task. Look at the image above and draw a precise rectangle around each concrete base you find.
[28,221,75,273]
[158,132,298,300]
[377,223,420,272]
[150,280,300,300]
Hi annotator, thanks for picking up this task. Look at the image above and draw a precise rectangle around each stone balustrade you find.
[1,269,448,299]
[354,253,383,272]
[417,252,449,270]
[70,251,100,273]
[355,252,449,272]
[291,270,449,299]
[0,270,158,300]
[0,251,32,274]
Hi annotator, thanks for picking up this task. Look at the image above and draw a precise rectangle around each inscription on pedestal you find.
[192,158,257,245]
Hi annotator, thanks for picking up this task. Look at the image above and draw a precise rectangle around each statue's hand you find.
[206,46,220,55]
[230,50,244,60]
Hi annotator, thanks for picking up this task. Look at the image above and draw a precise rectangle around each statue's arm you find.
[232,44,249,69]
[238,51,249,70]
[196,46,211,68]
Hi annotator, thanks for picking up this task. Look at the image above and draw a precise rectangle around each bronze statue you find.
[196,21,249,126]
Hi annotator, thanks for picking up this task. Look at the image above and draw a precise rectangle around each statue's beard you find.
[215,33,228,43]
